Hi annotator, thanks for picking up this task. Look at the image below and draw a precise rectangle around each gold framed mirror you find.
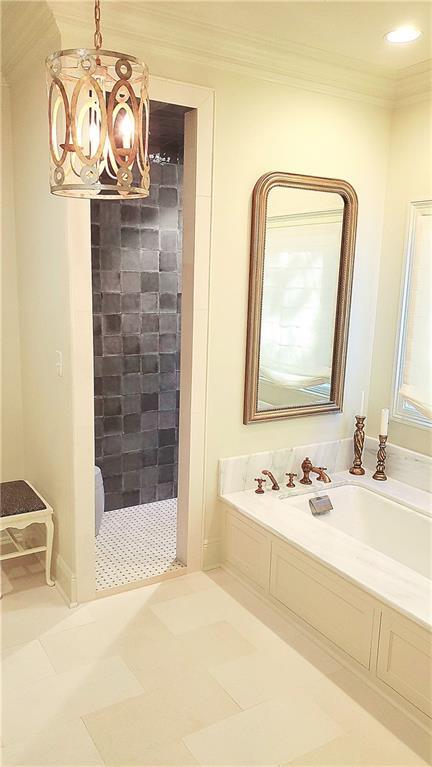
[244,172,358,423]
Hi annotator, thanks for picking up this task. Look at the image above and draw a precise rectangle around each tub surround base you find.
[220,470,431,732]
[221,470,431,628]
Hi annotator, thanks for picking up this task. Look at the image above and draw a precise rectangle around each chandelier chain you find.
[94,0,102,50]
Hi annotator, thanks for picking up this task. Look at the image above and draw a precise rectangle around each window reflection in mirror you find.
[258,187,344,412]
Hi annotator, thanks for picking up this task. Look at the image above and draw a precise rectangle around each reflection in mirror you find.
[258,188,344,412]
[244,172,358,423]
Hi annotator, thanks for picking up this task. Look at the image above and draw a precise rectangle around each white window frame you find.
[391,199,432,431]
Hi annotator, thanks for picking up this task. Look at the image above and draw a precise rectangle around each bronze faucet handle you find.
[316,466,328,482]
[285,472,297,488]
[254,477,266,494]
[299,457,313,485]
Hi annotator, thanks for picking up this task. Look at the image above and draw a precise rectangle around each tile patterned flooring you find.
[95,499,185,590]
[1,559,430,766]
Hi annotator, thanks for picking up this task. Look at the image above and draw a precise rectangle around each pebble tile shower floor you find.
[95,498,185,590]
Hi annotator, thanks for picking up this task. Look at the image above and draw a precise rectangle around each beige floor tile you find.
[150,587,238,635]
[40,604,171,672]
[1,718,104,767]
[83,668,240,766]
[39,605,96,637]
[182,571,220,593]
[2,655,143,746]
[210,569,342,674]
[178,621,256,668]
[287,730,428,766]
[133,739,198,766]
[1,640,56,701]
[318,669,432,764]
[210,646,332,709]
[121,631,201,692]
[122,621,256,695]
[88,574,198,621]
[149,583,288,651]
[184,693,344,765]
[1,583,94,649]
[1,556,45,597]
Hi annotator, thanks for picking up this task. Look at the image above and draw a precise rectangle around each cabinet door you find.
[224,510,271,591]
[270,541,375,668]
[377,611,432,717]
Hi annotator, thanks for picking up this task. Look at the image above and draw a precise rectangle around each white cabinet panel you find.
[224,511,271,591]
[270,541,375,668]
[377,610,432,717]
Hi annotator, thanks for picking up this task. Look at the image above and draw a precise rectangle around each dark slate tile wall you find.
[91,161,182,511]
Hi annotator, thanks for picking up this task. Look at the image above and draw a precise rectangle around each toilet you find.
[95,466,104,536]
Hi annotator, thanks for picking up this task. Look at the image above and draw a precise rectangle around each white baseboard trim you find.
[202,538,221,570]
[54,553,78,607]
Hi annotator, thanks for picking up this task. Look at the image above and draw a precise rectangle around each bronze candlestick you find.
[372,435,388,481]
[349,416,366,475]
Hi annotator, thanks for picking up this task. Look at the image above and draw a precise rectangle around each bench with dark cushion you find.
[0,480,54,587]
[1,480,46,517]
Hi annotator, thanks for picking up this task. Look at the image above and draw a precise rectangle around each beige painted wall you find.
[4,9,396,582]
[368,98,432,457]
[93,45,390,560]
[1,81,24,480]
[6,26,78,592]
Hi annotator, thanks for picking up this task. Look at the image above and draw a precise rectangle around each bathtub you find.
[282,483,431,579]
[220,472,432,726]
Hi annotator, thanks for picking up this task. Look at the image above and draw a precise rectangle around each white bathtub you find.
[283,484,431,579]
[220,472,431,629]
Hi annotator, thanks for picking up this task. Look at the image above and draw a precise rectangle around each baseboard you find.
[202,537,221,570]
[54,553,78,607]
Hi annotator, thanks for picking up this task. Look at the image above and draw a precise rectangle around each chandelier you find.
[46,0,150,199]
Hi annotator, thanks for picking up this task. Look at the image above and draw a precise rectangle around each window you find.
[393,200,432,429]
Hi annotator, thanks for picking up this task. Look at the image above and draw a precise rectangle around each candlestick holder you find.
[349,415,366,475]
[372,435,388,481]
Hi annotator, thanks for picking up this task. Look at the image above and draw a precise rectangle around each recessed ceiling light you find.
[385,26,422,44]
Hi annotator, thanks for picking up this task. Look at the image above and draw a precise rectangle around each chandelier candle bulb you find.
[359,390,365,417]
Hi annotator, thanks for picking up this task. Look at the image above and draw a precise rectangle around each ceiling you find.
[141,1,431,71]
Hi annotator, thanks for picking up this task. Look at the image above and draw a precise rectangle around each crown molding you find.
[50,1,399,107]
[1,1,60,83]
[395,60,432,107]
[5,1,430,108]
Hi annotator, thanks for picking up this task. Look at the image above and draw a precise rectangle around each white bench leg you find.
[45,517,55,586]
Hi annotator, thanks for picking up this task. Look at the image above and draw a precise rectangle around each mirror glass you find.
[258,186,344,412]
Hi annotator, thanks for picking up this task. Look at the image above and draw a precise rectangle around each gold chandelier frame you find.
[46,2,150,199]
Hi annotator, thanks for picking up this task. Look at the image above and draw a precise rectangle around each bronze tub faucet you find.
[300,457,331,484]
[262,470,280,491]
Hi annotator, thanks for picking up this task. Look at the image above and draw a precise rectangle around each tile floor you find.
[1,558,430,766]
[95,499,185,590]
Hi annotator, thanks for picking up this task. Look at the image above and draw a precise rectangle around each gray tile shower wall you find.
[91,161,182,511]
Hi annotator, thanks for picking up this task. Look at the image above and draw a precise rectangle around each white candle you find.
[120,113,132,150]
[380,408,389,436]
[359,390,365,417]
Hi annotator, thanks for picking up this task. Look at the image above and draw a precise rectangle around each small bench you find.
[0,480,55,587]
